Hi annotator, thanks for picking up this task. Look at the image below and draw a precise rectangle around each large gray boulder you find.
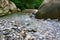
[35,0,60,19]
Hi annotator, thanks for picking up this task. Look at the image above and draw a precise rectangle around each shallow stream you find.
[0,13,60,40]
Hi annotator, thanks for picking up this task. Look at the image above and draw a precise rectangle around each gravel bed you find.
[0,14,60,40]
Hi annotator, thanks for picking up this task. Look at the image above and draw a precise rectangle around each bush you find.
[11,0,43,10]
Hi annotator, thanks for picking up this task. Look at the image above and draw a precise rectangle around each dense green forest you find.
[11,0,43,10]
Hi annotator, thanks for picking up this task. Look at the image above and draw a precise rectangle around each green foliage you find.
[11,0,43,10]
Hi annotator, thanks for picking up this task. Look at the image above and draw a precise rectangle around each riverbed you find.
[0,13,60,40]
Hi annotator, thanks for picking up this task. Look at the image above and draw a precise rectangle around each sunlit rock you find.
[22,9,38,15]
[0,0,21,16]
[9,1,21,13]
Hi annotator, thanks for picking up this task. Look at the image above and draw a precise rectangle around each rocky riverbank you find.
[0,13,60,40]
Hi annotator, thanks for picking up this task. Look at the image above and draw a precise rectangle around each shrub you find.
[11,0,43,10]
